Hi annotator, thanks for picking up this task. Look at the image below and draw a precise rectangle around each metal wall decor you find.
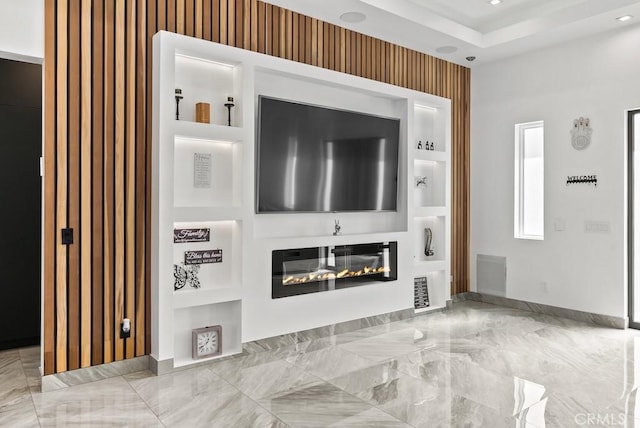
[224,96,235,126]
[174,88,183,120]
[424,227,434,256]
[414,276,430,309]
[174,263,200,290]
[566,175,597,186]
[415,176,427,188]
[571,117,592,150]
[416,140,435,151]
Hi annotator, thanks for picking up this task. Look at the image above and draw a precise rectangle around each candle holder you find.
[175,88,183,120]
[224,96,235,126]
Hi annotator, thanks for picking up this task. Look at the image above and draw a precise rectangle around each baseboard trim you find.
[455,292,627,329]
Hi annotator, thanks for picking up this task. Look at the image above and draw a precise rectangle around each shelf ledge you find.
[413,150,447,162]
[413,206,447,218]
[173,287,242,309]
[172,120,243,143]
[174,206,243,223]
[414,260,447,272]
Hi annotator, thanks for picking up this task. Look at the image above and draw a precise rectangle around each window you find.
[514,121,544,240]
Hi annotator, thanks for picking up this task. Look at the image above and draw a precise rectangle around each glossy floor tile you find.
[5,300,640,427]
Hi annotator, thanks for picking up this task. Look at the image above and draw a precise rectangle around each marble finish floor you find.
[3,301,640,427]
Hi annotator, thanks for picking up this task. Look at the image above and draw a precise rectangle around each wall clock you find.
[192,325,222,359]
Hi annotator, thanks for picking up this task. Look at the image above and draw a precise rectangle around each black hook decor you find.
[566,175,597,186]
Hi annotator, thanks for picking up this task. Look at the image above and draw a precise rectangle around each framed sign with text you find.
[174,228,210,243]
[184,249,223,265]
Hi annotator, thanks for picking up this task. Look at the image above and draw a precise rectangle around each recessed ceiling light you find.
[435,46,458,54]
[340,12,366,23]
[489,0,502,5]
[617,15,633,22]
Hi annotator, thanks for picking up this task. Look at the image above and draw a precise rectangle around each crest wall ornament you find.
[571,117,592,150]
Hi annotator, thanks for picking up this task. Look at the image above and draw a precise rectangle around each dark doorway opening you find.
[0,58,42,349]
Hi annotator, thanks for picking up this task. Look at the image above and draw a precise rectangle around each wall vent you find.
[477,254,506,297]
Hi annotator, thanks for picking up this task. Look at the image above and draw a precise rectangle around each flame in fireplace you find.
[282,266,390,286]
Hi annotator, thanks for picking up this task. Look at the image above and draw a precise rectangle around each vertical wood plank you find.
[315,19,322,67]
[80,0,93,369]
[311,18,317,66]
[185,0,194,36]
[264,3,271,55]
[91,0,104,366]
[176,0,185,34]
[291,10,298,62]
[212,0,219,42]
[103,0,115,365]
[244,0,251,50]
[67,0,81,372]
[125,0,137,360]
[250,0,257,51]
[158,0,166,31]
[43,0,57,375]
[114,0,126,362]
[285,9,292,60]
[145,0,156,358]
[355,33,361,77]
[327,23,333,70]
[235,0,243,48]
[339,27,345,73]
[278,8,285,58]
[219,0,226,44]
[227,0,234,46]
[195,0,202,38]
[365,35,370,79]
[257,1,265,53]
[203,0,211,40]
[136,0,147,357]
[55,0,69,374]
[304,16,311,65]
[271,5,279,56]
[167,0,175,32]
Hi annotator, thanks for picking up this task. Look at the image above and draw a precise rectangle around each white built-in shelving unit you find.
[152,31,451,372]
[409,103,452,312]
[151,33,250,371]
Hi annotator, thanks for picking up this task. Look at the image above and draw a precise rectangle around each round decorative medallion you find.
[571,117,592,150]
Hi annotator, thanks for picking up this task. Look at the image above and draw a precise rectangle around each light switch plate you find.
[584,221,610,233]
[553,218,566,231]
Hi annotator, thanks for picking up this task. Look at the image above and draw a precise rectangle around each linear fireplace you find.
[272,242,397,299]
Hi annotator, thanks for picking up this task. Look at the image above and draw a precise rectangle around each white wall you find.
[0,0,43,61]
[471,25,640,319]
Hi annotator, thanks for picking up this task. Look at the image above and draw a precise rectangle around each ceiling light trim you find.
[340,11,367,23]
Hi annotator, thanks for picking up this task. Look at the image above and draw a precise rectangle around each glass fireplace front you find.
[272,241,397,299]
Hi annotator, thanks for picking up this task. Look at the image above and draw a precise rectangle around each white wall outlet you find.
[584,221,610,234]
[553,218,565,231]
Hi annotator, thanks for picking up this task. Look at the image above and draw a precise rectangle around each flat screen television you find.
[256,96,400,213]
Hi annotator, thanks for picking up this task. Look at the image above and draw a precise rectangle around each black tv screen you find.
[256,96,400,213]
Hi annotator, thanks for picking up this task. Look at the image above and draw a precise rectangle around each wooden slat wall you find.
[44,0,470,374]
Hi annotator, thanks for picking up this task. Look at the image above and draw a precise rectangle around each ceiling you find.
[262,0,640,66]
